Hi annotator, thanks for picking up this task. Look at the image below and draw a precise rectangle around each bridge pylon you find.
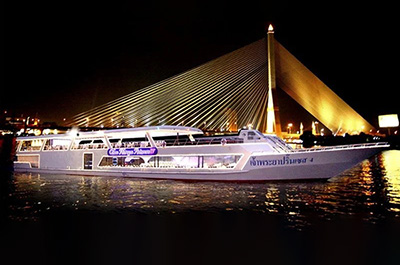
[265,24,282,137]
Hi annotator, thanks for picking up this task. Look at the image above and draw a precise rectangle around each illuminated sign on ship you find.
[107,147,158,156]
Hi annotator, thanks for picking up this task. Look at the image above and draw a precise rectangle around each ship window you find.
[91,139,107,149]
[108,138,121,148]
[122,137,145,143]
[169,156,200,168]
[247,131,256,140]
[150,156,175,167]
[15,141,22,153]
[43,139,71,151]
[72,138,107,149]
[16,155,40,168]
[203,155,241,169]
[97,155,242,169]
[72,139,92,149]
[20,139,44,152]
[151,155,241,169]
[124,157,145,166]
[121,137,145,148]
[99,156,145,167]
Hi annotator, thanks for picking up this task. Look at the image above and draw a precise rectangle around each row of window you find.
[98,155,242,169]
[17,138,153,152]
[17,135,245,152]
[15,154,241,170]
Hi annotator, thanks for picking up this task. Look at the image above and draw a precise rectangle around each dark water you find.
[2,150,400,265]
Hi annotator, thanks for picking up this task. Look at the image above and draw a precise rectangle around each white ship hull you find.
[12,157,375,181]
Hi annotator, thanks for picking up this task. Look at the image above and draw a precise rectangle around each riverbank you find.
[300,132,400,149]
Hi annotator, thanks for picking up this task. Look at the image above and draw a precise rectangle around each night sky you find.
[2,1,400,127]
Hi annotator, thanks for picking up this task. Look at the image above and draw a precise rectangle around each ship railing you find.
[294,142,389,153]
[166,137,244,146]
[264,136,294,153]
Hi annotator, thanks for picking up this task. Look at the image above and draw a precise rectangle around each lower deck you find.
[14,151,245,171]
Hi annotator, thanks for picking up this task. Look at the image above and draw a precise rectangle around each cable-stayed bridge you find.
[67,26,374,136]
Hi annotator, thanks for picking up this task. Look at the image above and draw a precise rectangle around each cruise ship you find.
[13,126,389,181]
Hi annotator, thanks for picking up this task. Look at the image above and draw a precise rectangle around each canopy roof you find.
[17,126,203,140]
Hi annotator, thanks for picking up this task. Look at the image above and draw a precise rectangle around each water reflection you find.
[5,150,400,229]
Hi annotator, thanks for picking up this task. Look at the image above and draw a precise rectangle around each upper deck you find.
[17,126,203,141]
[15,125,294,154]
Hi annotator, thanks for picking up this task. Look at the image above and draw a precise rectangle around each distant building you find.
[1,110,42,132]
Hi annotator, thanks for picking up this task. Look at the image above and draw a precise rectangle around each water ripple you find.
[4,150,400,228]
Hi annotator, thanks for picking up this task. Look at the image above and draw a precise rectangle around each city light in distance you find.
[378,114,399,128]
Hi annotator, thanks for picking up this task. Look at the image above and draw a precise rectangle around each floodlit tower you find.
[312,121,317,135]
[266,24,282,136]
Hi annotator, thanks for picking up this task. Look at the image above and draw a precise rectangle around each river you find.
[2,150,400,264]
